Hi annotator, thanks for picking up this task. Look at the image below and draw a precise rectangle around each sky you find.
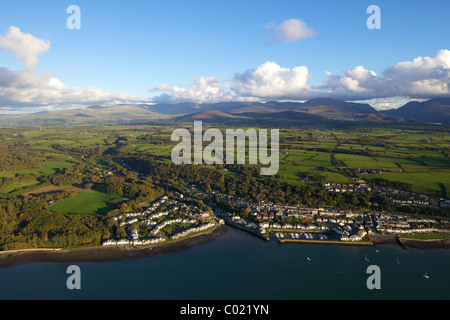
[0,0,449,114]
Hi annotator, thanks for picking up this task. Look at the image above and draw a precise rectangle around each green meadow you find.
[50,191,123,215]
[1,124,449,199]
[0,161,75,178]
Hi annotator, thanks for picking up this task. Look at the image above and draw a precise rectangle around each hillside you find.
[0,98,448,126]
[381,98,450,123]
[0,104,167,125]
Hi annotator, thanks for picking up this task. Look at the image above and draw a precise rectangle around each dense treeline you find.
[0,156,164,250]
[125,155,450,218]
[0,152,40,172]
[125,155,373,209]
[0,196,110,250]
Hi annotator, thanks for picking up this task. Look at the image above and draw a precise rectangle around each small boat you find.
[422,270,430,279]
[396,259,400,265]
[306,257,311,261]
[364,254,370,262]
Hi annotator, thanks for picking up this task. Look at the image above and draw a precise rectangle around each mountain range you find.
[0,97,449,126]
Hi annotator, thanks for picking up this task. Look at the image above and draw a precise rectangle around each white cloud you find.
[152,61,311,103]
[2,25,448,112]
[0,26,147,112]
[315,50,450,100]
[356,97,412,111]
[0,67,143,107]
[0,26,50,71]
[383,49,450,98]
[266,19,315,43]
[315,66,389,100]
[232,61,310,99]
[152,76,236,103]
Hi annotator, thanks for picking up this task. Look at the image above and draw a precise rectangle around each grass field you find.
[400,233,450,240]
[367,170,450,197]
[50,191,122,215]
[2,125,449,200]
[0,161,75,178]
[0,179,40,194]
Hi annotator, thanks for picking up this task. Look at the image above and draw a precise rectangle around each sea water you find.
[0,228,448,300]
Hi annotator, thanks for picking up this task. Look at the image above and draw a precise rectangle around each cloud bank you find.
[0,26,147,113]
[154,61,311,103]
[153,50,450,107]
[1,26,449,112]
[315,49,450,100]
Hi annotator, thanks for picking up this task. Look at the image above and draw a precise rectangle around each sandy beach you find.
[0,225,229,269]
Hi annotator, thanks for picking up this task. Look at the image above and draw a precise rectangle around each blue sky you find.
[0,0,449,113]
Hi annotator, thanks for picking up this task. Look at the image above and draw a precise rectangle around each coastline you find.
[277,234,450,250]
[278,239,373,246]
[370,234,450,250]
[1,227,449,269]
[0,225,229,269]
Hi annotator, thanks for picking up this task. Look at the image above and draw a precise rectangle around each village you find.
[324,180,450,208]
[187,185,450,243]
[103,195,220,246]
[102,181,450,247]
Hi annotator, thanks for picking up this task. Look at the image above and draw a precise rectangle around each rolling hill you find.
[381,98,450,123]
[0,98,448,126]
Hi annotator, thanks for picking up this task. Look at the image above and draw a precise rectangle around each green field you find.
[367,170,450,198]
[2,125,450,200]
[0,179,40,194]
[400,233,450,240]
[0,161,75,178]
[50,191,122,215]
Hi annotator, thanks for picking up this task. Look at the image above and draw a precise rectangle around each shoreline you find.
[369,234,450,250]
[278,239,373,246]
[278,235,450,250]
[1,227,449,269]
[0,225,229,269]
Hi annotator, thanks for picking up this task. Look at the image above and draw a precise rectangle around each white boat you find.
[364,254,370,262]
[396,259,400,265]
[422,270,430,279]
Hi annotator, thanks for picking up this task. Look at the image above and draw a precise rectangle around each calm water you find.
[0,228,449,300]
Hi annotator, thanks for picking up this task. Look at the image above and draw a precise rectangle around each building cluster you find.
[199,185,449,243]
[151,218,197,235]
[324,182,372,193]
[373,212,450,235]
[170,223,216,240]
[323,179,450,209]
[103,195,217,246]
[373,185,442,207]
[102,237,166,246]
[102,180,449,247]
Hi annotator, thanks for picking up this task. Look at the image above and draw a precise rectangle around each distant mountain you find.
[0,104,167,125]
[181,110,250,121]
[0,98,448,126]
[147,98,377,118]
[381,98,450,123]
[86,105,108,110]
[297,98,376,114]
